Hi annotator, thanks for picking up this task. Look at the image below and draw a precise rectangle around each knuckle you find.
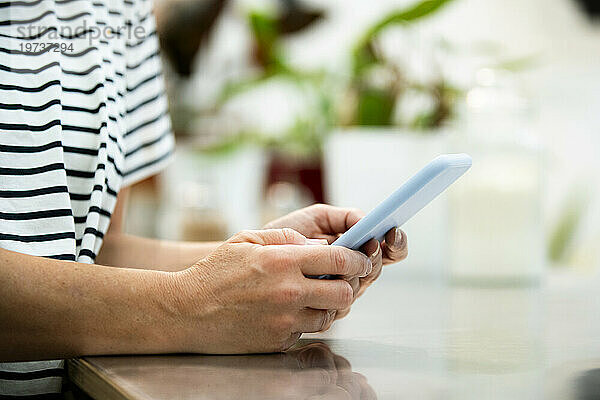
[233,229,255,243]
[238,229,254,239]
[330,247,348,275]
[261,248,293,273]
[280,228,299,243]
[276,283,304,305]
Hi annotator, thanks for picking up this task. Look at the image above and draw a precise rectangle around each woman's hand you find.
[169,228,372,354]
[175,342,376,399]
[265,204,408,319]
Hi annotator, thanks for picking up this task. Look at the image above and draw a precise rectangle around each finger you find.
[296,342,337,370]
[318,234,339,245]
[382,228,408,263]
[306,238,329,245]
[314,234,342,245]
[278,366,333,399]
[360,239,383,284]
[291,368,333,389]
[296,245,372,278]
[347,277,360,298]
[333,353,352,371]
[304,279,354,310]
[320,310,337,332]
[303,234,340,245]
[296,309,337,333]
[310,204,365,235]
[281,332,302,351]
[307,387,352,400]
[335,307,350,320]
[358,373,378,400]
[231,228,308,246]
[334,355,362,398]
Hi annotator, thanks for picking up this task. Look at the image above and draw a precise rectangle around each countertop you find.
[68,270,600,399]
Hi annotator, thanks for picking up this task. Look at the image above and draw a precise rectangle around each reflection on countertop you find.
[74,341,374,400]
[70,271,600,400]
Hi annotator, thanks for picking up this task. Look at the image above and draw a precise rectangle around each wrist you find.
[137,269,190,353]
[71,267,189,356]
[150,264,210,353]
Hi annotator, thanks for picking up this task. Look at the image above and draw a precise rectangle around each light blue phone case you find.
[333,153,472,251]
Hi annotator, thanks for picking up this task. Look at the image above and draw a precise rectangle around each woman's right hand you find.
[168,228,372,354]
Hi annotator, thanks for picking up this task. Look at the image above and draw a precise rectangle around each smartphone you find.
[333,153,472,251]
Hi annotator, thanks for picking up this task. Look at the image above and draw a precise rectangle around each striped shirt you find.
[0,0,174,397]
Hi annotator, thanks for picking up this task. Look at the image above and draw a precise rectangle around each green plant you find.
[346,0,460,129]
[248,11,287,75]
[210,0,462,157]
[548,192,587,264]
[207,7,333,157]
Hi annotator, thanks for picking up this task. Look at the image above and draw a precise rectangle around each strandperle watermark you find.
[16,20,147,53]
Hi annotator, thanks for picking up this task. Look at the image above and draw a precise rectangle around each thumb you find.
[229,228,308,246]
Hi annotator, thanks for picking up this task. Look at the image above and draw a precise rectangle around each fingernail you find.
[327,309,337,324]
[369,243,380,263]
[306,238,329,245]
[362,258,373,277]
[394,229,405,247]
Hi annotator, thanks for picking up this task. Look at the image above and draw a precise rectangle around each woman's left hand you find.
[265,204,408,321]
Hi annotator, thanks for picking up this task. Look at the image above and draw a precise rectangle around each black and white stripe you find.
[0,0,174,397]
[0,360,64,399]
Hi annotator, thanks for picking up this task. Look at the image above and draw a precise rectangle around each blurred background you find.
[125,0,600,284]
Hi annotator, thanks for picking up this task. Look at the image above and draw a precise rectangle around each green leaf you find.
[217,69,327,107]
[410,111,438,130]
[352,0,456,74]
[249,11,278,51]
[548,194,586,264]
[493,54,540,72]
[355,88,396,126]
[217,75,271,106]
[198,131,267,156]
[248,11,288,74]
[363,0,455,38]
[353,42,379,76]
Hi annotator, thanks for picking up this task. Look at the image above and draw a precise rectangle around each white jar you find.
[448,69,545,286]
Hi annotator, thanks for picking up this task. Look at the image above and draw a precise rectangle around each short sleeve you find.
[122,0,175,187]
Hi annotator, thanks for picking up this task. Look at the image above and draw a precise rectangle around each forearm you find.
[98,187,221,272]
[97,232,221,272]
[0,248,183,362]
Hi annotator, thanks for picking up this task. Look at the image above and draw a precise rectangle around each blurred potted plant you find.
[155,0,328,235]
[324,0,461,277]
[212,3,333,213]
[342,0,459,128]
